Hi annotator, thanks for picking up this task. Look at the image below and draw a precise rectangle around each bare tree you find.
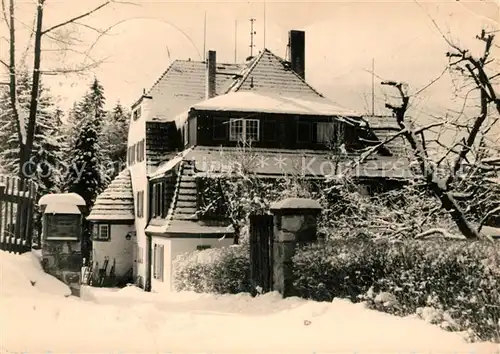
[1,0,132,179]
[375,30,500,241]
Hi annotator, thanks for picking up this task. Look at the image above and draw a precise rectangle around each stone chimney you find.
[288,30,305,80]
[206,50,216,99]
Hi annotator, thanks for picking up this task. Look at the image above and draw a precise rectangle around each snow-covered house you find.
[89,29,410,292]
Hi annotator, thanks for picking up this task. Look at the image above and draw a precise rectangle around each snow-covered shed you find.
[87,169,136,285]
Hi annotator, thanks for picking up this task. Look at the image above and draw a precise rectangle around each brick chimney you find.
[288,30,305,80]
[206,50,216,99]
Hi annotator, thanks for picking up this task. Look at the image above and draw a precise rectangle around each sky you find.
[1,0,499,125]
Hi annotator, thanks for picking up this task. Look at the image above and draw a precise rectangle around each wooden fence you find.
[0,175,38,254]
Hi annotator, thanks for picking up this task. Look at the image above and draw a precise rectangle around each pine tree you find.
[64,77,108,207]
[102,101,129,180]
[63,78,108,262]
[0,71,65,194]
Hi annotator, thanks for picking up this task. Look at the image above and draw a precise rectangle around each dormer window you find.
[229,118,259,143]
[133,106,142,121]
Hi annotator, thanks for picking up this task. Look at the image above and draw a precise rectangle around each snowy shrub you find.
[293,238,500,342]
[173,245,251,294]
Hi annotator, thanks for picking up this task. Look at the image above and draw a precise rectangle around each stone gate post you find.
[270,198,322,298]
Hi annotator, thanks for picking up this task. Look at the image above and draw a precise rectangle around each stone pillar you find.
[270,198,322,298]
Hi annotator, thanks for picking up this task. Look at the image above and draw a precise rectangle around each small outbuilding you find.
[87,169,136,286]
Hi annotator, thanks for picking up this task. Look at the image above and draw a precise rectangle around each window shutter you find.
[153,244,157,279]
[160,245,164,281]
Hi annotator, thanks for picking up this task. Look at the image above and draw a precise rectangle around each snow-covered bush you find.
[173,245,251,294]
[293,238,500,342]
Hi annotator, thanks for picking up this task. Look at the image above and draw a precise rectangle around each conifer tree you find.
[64,77,108,207]
[0,71,65,195]
[63,78,108,261]
[102,101,129,180]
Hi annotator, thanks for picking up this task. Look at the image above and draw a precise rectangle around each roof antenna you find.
[371,58,375,116]
[234,20,238,63]
[203,11,207,61]
[263,1,266,49]
[249,18,256,57]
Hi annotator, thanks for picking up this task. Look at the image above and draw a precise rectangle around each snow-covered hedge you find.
[293,238,500,342]
[173,245,251,294]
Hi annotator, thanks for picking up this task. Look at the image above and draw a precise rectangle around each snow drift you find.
[1,250,499,353]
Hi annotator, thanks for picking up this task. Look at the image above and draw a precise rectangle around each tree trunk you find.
[21,0,44,179]
[428,183,480,239]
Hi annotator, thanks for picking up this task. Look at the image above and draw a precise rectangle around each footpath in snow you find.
[1,250,499,353]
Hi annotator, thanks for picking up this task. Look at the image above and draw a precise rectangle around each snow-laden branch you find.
[414,228,462,240]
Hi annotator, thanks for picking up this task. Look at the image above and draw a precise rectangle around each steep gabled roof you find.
[145,60,245,122]
[88,169,134,221]
[146,158,234,236]
[228,49,324,99]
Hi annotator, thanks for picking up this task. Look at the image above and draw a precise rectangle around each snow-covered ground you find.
[1,250,499,354]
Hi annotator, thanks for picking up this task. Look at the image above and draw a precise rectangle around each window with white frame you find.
[229,118,259,142]
[93,223,110,241]
[153,244,164,281]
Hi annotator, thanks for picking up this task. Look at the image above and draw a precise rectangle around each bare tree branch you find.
[1,0,8,30]
[41,1,112,36]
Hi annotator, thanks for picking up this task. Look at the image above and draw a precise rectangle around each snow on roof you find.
[44,204,82,215]
[227,49,325,99]
[146,219,234,235]
[142,60,245,123]
[88,169,135,222]
[191,91,362,117]
[363,115,399,130]
[150,148,193,180]
[172,91,362,129]
[143,49,349,126]
[38,193,85,207]
[270,198,322,211]
[174,110,190,129]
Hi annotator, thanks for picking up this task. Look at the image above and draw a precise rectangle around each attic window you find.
[133,106,142,121]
